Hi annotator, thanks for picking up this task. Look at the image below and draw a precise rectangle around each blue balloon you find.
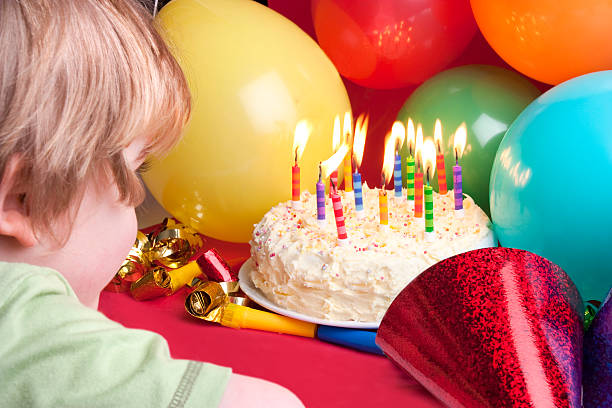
[490,71,612,304]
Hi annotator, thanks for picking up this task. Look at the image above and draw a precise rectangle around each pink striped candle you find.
[331,189,348,242]
[291,162,300,206]
[329,169,338,198]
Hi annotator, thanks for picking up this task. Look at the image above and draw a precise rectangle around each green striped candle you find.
[424,184,434,241]
[406,155,415,201]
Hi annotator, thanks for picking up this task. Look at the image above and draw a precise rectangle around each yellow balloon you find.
[145,0,351,242]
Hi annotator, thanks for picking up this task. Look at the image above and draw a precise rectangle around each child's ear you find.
[0,156,37,247]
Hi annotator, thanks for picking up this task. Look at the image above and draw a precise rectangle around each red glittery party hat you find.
[376,247,583,408]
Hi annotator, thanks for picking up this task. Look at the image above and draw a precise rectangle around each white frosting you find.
[250,186,494,322]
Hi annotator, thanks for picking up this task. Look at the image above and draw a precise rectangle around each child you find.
[0,1,303,407]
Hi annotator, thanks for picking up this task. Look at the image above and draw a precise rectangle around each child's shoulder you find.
[0,260,231,407]
[0,261,75,307]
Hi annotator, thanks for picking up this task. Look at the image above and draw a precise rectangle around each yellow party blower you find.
[220,303,316,338]
[185,281,382,354]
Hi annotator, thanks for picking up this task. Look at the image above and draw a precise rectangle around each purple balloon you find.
[584,288,612,407]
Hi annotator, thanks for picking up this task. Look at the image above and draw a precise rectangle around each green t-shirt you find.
[0,262,231,407]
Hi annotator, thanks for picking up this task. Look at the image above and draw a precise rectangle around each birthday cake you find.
[248,185,495,322]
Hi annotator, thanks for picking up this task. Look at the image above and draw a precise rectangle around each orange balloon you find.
[471,0,612,85]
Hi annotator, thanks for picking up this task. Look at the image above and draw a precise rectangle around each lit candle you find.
[380,134,395,226]
[330,115,341,196]
[379,183,388,225]
[391,121,405,198]
[322,144,350,243]
[352,114,368,217]
[414,124,424,218]
[343,112,353,195]
[406,118,416,202]
[316,163,325,226]
[291,120,311,209]
[422,139,437,242]
[331,185,348,244]
[434,119,448,195]
[453,123,467,217]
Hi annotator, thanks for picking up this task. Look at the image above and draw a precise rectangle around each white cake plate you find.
[238,229,497,330]
[238,259,381,329]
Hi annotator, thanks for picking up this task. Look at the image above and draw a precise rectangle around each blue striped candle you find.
[353,172,364,213]
[393,154,402,197]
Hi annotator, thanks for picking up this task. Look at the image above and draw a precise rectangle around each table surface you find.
[98,235,444,408]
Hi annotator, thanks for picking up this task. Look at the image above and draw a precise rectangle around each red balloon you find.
[311,0,478,89]
[268,0,316,39]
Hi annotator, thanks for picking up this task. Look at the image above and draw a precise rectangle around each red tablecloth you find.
[98,237,443,408]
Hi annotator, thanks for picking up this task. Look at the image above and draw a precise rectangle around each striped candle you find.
[353,171,364,214]
[453,164,463,215]
[343,156,353,192]
[379,190,388,225]
[331,190,348,241]
[436,153,448,194]
[329,170,338,198]
[393,154,402,197]
[406,155,415,201]
[425,184,434,240]
[291,163,300,208]
[414,171,423,218]
[316,171,325,224]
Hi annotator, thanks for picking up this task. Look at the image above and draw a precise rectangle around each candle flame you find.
[292,119,311,162]
[321,143,349,180]
[391,121,405,152]
[381,132,395,186]
[453,122,467,160]
[434,118,443,153]
[415,123,424,168]
[332,115,341,151]
[422,139,437,183]
[343,111,353,145]
[352,113,368,168]
[406,118,415,155]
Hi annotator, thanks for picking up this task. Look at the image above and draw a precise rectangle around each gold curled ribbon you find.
[185,280,246,323]
[149,219,204,269]
[106,218,207,298]
[130,259,212,301]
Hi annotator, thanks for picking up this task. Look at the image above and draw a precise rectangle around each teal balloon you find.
[490,70,612,304]
[397,65,540,216]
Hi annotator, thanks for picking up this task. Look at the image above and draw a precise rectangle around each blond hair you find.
[0,0,190,243]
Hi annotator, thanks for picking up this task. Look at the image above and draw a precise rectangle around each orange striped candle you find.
[414,124,424,218]
[434,119,448,194]
[343,155,353,192]
[380,132,395,226]
[436,153,448,194]
[379,190,388,225]
[414,171,423,218]
[342,112,353,193]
